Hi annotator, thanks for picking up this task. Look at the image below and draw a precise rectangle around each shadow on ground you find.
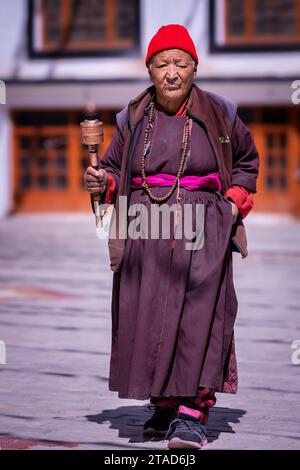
[86,405,246,444]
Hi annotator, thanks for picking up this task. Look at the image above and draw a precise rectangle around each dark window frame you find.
[27,0,141,59]
[209,0,300,54]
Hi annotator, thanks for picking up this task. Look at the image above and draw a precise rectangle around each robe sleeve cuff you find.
[224,185,254,219]
[103,173,117,204]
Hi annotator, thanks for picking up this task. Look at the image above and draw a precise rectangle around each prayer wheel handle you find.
[80,107,104,225]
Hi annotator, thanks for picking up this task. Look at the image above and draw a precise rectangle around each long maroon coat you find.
[95,84,259,399]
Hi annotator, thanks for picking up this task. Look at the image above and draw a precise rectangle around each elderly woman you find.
[84,24,259,449]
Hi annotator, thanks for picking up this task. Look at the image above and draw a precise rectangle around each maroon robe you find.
[100,104,241,399]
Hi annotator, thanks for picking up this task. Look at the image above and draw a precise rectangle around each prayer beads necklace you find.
[140,99,190,204]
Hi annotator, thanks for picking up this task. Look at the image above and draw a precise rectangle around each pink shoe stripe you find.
[178,405,202,420]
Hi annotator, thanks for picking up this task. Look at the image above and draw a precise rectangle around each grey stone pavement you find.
[0,212,300,450]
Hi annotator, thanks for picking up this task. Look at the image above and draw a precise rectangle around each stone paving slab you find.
[0,213,300,450]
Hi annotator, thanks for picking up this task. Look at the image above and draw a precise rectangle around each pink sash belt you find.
[131,172,222,192]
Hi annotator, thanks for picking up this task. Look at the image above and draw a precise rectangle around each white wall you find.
[0,0,27,78]
[6,80,295,109]
[0,106,12,218]
[0,0,298,81]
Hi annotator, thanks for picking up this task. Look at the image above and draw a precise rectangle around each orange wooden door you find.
[249,120,300,216]
[13,117,115,213]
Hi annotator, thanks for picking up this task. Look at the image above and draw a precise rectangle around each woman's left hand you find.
[229,201,239,224]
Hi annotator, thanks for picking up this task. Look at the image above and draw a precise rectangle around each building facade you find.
[0,0,299,216]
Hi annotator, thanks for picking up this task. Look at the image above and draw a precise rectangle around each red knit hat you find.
[145,24,198,66]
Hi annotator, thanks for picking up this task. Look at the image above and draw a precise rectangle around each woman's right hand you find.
[83,166,108,194]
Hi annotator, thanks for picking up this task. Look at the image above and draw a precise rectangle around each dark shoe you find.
[143,405,177,437]
[166,414,208,449]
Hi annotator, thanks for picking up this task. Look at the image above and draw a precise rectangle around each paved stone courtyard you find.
[0,212,300,450]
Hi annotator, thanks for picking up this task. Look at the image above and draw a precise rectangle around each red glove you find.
[224,185,254,219]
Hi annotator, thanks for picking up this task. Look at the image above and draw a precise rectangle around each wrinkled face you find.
[148,49,196,103]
